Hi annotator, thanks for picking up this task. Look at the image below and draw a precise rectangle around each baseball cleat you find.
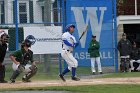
[59,74,66,82]
[71,76,80,81]
[22,78,31,83]
[0,80,8,83]
[9,79,15,83]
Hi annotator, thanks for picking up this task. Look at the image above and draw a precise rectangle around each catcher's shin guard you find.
[10,70,20,82]
[23,65,37,81]
[10,65,25,82]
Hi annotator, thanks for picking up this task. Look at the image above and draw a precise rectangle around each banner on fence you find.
[24,26,62,54]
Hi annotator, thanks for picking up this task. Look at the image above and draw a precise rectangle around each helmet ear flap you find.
[21,39,32,48]
[21,41,25,48]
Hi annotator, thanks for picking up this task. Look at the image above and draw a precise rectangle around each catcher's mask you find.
[21,39,32,48]
[1,33,10,43]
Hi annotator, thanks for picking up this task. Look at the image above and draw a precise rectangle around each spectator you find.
[118,33,132,72]
[130,42,140,72]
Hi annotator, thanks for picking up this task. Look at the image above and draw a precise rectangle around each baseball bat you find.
[79,25,88,40]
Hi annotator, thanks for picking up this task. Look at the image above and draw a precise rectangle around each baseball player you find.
[10,39,37,83]
[0,31,9,83]
[59,24,80,81]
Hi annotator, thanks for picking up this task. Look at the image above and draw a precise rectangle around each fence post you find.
[58,53,62,74]
[113,0,118,72]
[59,0,66,74]
[14,0,19,50]
[44,0,52,73]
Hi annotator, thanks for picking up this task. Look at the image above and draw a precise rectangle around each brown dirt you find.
[0,77,140,90]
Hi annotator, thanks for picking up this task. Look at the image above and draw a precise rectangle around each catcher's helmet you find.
[65,24,75,31]
[21,39,32,48]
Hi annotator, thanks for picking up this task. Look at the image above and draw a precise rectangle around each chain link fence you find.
[2,0,65,81]
[1,0,119,82]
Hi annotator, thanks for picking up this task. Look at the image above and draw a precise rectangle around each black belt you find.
[63,49,72,52]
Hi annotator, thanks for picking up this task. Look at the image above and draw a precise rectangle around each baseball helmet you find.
[21,39,32,48]
[65,24,75,31]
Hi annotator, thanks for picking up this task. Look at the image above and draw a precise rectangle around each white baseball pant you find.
[61,50,78,70]
[12,63,31,73]
[130,59,140,70]
[91,57,102,72]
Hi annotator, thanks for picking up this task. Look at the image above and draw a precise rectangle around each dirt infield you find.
[0,77,140,90]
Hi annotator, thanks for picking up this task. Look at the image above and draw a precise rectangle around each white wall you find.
[33,0,43,23]
[5,0,13,24]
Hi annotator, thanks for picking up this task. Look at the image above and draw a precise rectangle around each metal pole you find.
[113,0,118,72]
[15,0,19,50]
[135,0,137,15]
[44,0,51,73]
[58,53,62,74]
[58,0,65,74]
[0,5,1,24]
[57,0,61,74]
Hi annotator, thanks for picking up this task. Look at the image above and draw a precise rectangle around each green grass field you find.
[5,63,92,81]
[96,72,140,78]
[1,84,140,93]
[45,84,140,93]
[2,63,140,92]
[4,63,140,81]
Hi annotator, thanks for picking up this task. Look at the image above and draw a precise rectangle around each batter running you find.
[59,24,80,82]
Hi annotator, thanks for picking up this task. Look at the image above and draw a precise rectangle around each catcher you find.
[10,39,37,83]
